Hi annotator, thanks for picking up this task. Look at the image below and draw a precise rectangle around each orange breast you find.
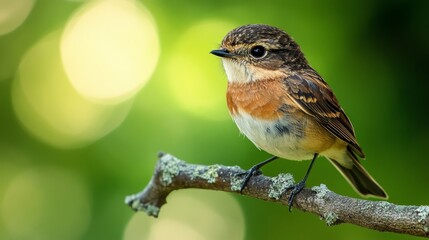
[227,79,338,155]
[226,79,293,120]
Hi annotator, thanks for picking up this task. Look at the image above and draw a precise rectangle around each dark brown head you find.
[211,24,309,83]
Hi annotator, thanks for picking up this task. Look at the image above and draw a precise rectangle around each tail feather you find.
[328,150,388,199]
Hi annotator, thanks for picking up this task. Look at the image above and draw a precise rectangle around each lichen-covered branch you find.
[125,153,429,238]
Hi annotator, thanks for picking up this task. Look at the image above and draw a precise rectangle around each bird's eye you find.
[249,45,267,59]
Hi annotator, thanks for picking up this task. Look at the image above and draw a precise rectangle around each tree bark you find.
[125,153,429,238]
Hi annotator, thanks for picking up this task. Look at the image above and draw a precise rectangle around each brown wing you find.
[284,70,365,158]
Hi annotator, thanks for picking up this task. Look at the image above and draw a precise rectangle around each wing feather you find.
[284,70,365,158]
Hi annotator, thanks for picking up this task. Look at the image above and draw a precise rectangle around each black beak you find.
[210,49,235,58]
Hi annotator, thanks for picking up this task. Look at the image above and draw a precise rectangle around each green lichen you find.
[125,196,160,217]
[191,166,203,180]
[416,206,429,221]
[142,203,160,217]
[125,194,139,209]
[268,173,294,200]
[228,166,246,192]
[202,165,221,183]
[159,154,183,186]
[230,174,244,192]
[378,201,392,209]
[311,184,330,199]
[416,206,429,233]
[191,164,221,183]
[323,211,339,226]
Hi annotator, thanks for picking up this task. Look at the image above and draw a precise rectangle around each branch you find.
[125,153,429,238]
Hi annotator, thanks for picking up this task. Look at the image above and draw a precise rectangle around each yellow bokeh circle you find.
[123,190,245,240]
[61,0,160,103]
[12,31,133,149]
[0,0,35,35]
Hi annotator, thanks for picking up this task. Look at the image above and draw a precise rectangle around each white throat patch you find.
[221,59,285,83]
[222,59,250,83]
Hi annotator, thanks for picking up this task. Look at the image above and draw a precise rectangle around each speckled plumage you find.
[212,24,387,199]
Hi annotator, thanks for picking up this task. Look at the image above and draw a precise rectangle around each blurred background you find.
[0,0,428,239]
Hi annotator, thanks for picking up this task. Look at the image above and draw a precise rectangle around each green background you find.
[1,0,428,239]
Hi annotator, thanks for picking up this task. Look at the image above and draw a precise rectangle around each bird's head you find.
[211,24,308,83]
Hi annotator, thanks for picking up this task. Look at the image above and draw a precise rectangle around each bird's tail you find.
[328,148,388,199]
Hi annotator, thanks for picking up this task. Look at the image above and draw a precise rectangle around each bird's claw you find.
[237,166,263,194]
[287,180,306,212]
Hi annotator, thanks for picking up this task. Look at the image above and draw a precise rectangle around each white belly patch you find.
[232,111,314,160]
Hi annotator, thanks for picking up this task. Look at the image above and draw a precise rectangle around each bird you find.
[210,24,388,209]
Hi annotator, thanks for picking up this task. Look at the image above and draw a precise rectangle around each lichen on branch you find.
[125,153,429,238]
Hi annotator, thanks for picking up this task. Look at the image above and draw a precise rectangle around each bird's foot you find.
[234,156,278,194]
[287,179,306,212]
[237,165,263,194]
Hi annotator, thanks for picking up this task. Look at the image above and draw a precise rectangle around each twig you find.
[125,153,429,238]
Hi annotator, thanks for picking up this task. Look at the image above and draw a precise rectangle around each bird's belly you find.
[232,112,314,160]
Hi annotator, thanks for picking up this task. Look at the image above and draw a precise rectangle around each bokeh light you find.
[123,190,245,240]
[0,0,35,36]
[1,1,428,240]
[61,0,159,103]
[166,20,236,121]
[1,167,91,240]
[12,31,133,149]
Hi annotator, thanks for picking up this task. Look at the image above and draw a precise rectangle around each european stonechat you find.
[211,24,387,207]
